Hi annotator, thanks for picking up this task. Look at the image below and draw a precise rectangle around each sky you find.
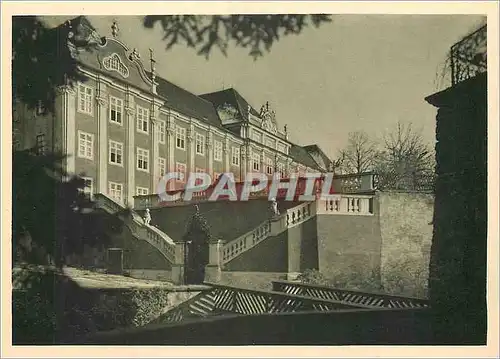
[44,14,486,159]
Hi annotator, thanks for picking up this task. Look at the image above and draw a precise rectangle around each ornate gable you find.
[259,101,278,134]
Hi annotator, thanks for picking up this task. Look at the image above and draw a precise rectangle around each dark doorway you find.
[183,209,211,284]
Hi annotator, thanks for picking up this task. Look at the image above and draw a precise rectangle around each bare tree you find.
[375,122,435,191]
[337,131,378,174]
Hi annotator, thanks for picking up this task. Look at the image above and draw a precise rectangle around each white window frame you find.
[175,126,186,150]
[157,120,166,144]
[136,105,149,134]
[277,143,286,154]
[231,147,240,167]
[265,157,274,175]
[136,187,149,196]
[195,133,205,156]
[78,131,94,160]
[136,147,150,172]
[214,140,223,162]
[109,96,123,125]
[77,83,94,115]
[252,153,261,172]
[108,181,123,204]
[81,177,94,200]
[158,157,166,179]
[109,140,124,166]
[277,162,286,177]
[176,162,187,182]
[266,137,276,149]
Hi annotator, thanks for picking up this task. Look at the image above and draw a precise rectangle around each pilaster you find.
[223,134,230,173]
[96,83,108,194]
[125,93,136,205]
[207,129,214,176]
[187,122,195,175]
[56,85,77,176]
[166,112,175,190]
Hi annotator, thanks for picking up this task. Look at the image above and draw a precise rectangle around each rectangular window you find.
[109,96,123,124]
[158,157,166,179]
[195,133,205,155]
[108,182,123,203]
[265,157,273,175]
[157,120,166,144]
[214,140,223,162]
[35,133,46,155]
[78,131,94,160]
[195,167,205,186]
[109,140,123,165]
[277,162,286,177]
[252,130,262,143]
[176,162,187,182]
[136,106,149,134]
[137,147,149,172]
[252,153,261,172]
[78,83,93,115]
[175,126,186,150]
[231,147,240,166]
[80,177,93,200]
[277,143,286,154]
[136,187,149,196]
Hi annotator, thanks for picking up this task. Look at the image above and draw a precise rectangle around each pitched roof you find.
[303,144,332,170]
[289,145,322,170]
[200,88,260,122]
[151,74,223,129]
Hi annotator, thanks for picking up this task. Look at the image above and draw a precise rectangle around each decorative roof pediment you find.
[259,101,278,134]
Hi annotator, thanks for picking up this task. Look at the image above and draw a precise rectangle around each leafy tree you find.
[144,15,332,59]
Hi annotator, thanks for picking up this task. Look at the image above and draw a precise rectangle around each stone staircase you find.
[93,193,176,264]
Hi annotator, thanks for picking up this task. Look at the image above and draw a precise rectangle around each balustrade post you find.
[171,240,186,285]
[361,172,374,191]
[205,238,223,283]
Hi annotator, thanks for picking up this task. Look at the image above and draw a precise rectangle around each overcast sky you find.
[44,15,486,159]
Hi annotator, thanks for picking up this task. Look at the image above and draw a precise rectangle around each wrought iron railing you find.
[450,24,487,85]
[272,280,429,309]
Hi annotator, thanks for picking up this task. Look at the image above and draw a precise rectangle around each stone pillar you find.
[96,84,108,194]
[171,240,187,285]
[166,111,175,190]
[223,134,230,174]
[187,122,195,176]
[56,85,77,175]
[125,93,136,205]
[150,105,160,191]
[207,129,214,176]
[205,238,223,283]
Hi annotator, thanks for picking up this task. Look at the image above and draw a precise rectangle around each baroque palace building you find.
[13,16,334,207]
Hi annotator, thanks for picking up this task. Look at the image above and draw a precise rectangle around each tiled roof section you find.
[303,144,332,169]
[289,145,322,170]
[200,88,260,122]
[151,74,223,129]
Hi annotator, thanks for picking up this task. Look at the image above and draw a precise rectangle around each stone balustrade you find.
[317,194,374,215]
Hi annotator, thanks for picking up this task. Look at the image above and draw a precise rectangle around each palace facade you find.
[13,16,334,207]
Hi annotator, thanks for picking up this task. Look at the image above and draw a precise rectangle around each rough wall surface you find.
[219,271,287,291]
[287,216,319,273]
[378,191,434,297]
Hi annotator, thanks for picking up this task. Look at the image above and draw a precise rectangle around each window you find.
[109,140,123,165]
[35,133,46,155]
[176,162,187,182]
[252,153,261,172]
[157,120,166,144]
[158,157,166,179]
[136,187,149,196]
[78,84,93,115]
[277,162,286,177]
[265,157,273,175]
[109,96,123,125]
[137,147,149,172]
[195,167,205,186]
[252,130,262,143]
[231,147,240,166]
[80,177,93,200]
[175,126,186,150]
[136,106,149,133]
[195,133,205,155]
[214,140,223,162]
[277,143,286,154]
[35,100,46,116]
[78,131,94,160]
[108,182,123,203]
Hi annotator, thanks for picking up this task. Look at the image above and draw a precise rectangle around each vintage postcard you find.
[1,1,499,358]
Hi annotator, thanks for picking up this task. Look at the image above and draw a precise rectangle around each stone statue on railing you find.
[270,198,280,217]
[144,208,151,226]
